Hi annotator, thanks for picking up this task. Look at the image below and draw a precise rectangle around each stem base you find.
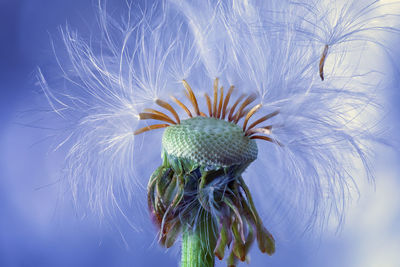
[181,213,216,267]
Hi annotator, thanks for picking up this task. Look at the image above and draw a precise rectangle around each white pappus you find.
[38,0,399,259]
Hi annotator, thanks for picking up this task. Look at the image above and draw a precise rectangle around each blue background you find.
[1,1,400,266]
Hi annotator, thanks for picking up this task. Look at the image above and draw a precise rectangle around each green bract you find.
[147,117,274,267]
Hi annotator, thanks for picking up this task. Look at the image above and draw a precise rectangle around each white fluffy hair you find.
[38,0,398,235]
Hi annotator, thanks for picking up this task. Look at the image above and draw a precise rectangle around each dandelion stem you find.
[181,212,217,267]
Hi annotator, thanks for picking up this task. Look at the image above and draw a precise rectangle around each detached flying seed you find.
[319,44,329,81]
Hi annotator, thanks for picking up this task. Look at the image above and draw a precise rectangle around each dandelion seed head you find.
[134,79,279,263]
[38,0,399,260]
[162,117,257,167]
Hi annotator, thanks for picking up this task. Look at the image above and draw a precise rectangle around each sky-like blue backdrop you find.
[1,1,400,267]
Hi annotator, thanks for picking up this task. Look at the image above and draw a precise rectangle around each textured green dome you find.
[162,117,258,167]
